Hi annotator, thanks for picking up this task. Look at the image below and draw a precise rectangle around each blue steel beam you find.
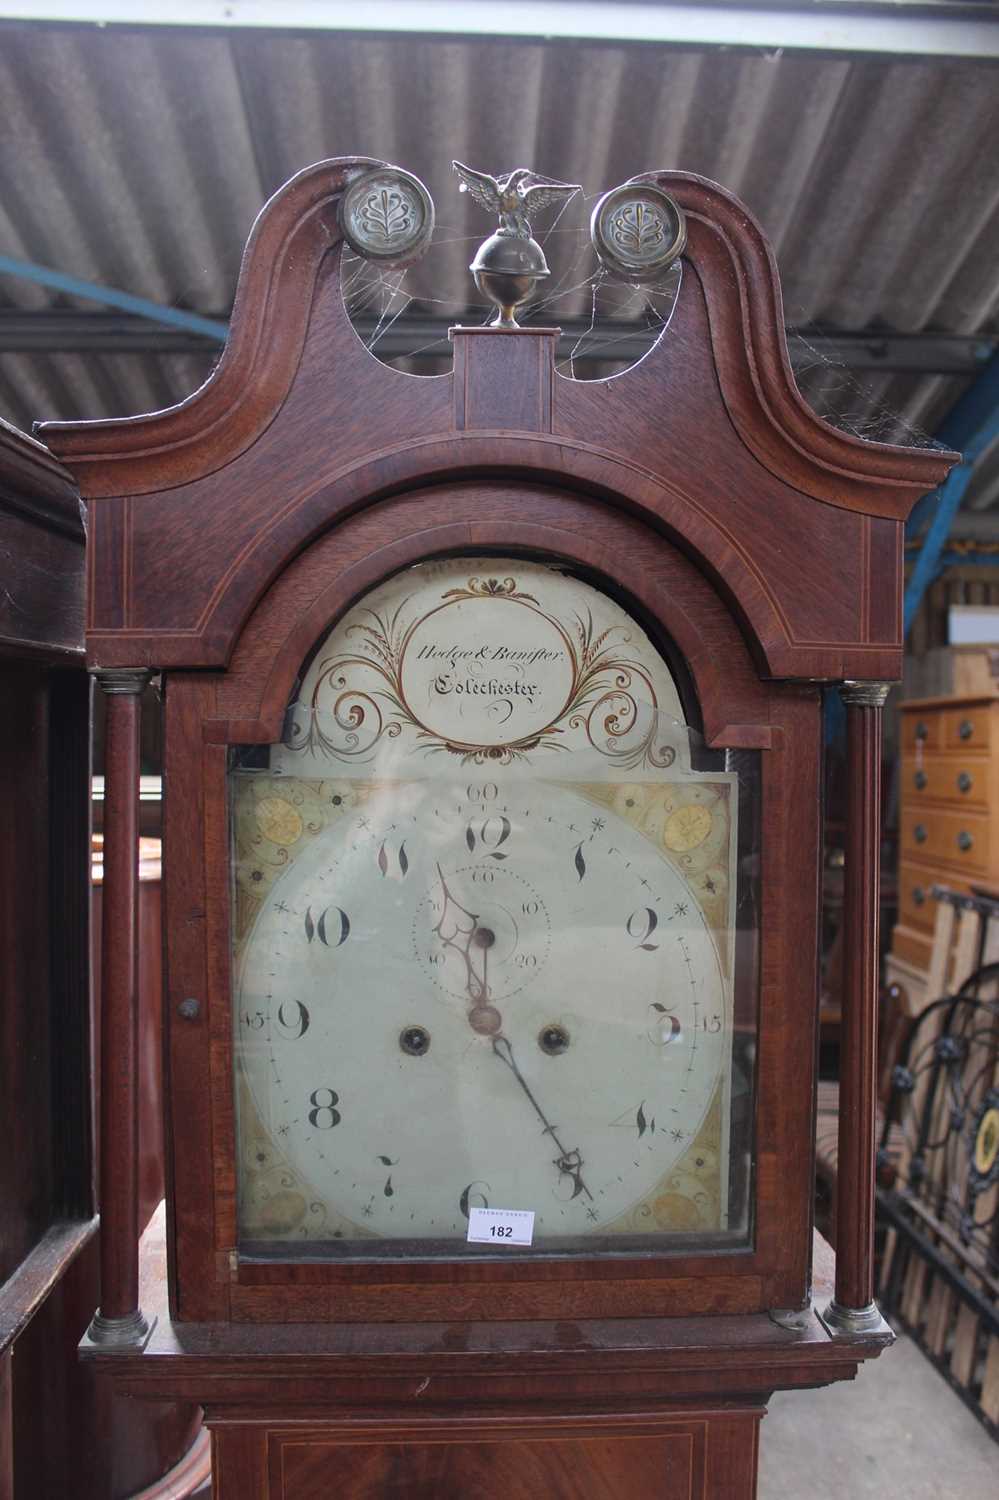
[903,349,999,636]
[0,256,228,342]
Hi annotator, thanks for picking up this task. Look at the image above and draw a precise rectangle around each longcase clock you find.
[38,157,957,1499]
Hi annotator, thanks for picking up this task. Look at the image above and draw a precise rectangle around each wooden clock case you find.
[39,158,956,1499]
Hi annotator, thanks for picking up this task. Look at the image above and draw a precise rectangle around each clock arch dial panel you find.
[230,557,759,1259]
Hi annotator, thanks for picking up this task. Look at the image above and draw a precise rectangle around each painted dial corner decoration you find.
[231,557,756,1257]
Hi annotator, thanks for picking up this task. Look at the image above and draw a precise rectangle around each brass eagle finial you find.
[452,160,582,328]
[452,160,581,239]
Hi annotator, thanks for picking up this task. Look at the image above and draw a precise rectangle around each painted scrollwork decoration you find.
[283,570,680,770]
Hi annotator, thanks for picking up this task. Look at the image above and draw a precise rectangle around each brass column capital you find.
[93,668,152,696]
[839,681,891,709]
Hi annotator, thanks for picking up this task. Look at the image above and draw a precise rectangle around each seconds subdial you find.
[412,864,551,1005]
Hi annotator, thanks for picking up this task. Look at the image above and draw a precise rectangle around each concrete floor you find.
[760,1333,997,1498]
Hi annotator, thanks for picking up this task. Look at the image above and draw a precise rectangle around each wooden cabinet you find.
[891,696,999,990]
[0,422,205,1500]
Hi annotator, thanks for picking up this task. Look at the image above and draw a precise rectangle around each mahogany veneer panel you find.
[210,483,773,749]
[214,1412,762,1499]
[261,1417,727,1500]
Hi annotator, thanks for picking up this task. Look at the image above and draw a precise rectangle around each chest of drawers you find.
[891,696,999,990]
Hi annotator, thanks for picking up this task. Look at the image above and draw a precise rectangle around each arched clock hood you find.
[37,157,955,684]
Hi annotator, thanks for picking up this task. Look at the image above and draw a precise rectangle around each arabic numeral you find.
[304,906,350,946]
[471,867,495,884]
[466,783,499,802]
[465,815,512,859]
[459,1181,490,1218]
[308,1087,342,1130]
[702,1013,722,1033]
[239,1010,265,1031]
[610,1100,657,1137]
[648,1003,682,1046]
[573,843,586,881]
[377,840,410,878]
[522,899,540,915]
[276,1000,310,1039]
[626,907,659,950]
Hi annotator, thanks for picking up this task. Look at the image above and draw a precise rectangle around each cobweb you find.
[340,183,683,385]
[783,321,941,450]
[340,181,942,449]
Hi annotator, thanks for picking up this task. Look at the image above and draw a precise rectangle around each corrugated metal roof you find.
[0,22,996,466]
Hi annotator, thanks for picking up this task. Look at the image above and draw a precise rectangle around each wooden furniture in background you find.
[0,418,92,1499]
[38,159,956,1498]
[0,419,206,1499]
[889,695,999,1012]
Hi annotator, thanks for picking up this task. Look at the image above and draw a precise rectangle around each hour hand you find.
[432,864,476,946]
[431,864,492,1009]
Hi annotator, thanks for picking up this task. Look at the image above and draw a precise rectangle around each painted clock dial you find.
[230,558,754,1255]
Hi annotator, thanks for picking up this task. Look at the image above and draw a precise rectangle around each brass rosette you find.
[590,181,686,285]
[339,164,435,267]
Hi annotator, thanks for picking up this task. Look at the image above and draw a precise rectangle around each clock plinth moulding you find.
[38,157,957,1500]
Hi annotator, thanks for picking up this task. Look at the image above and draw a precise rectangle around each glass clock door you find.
[229,557,759,1258]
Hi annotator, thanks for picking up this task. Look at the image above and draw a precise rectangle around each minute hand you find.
[491,1035,592,1201]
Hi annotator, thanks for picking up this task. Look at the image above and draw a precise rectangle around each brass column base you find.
[819,1299,893,1339]
[81,1308,157,1354]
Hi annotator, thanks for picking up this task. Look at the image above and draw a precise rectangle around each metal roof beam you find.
[907,510,999,541]
[0,256,229,341]
[904,349,999,635]
[2,3,998,61]
[0,309,992,376]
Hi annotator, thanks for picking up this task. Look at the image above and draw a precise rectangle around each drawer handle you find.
[915,770,927,790]
[916,721,929,740]
[913,887,926,907]
[958,830,974,852]
[958,771,973,794]
[914,823,928,844]
[959,719,974,740]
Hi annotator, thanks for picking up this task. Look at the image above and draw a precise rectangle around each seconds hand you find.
[491,1034,593,1202]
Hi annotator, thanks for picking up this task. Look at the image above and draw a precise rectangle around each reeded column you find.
[85,668,155,1350]
[823,680,892,1336]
